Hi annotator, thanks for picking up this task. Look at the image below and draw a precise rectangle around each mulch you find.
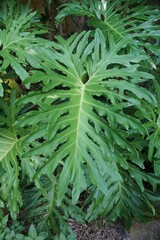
[68,219,130,240]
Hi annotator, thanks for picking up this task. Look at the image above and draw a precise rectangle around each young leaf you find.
[28,224,37,238]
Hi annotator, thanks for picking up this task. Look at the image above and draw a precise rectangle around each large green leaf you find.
[16,29,157,212]
[0,98,24,218]
[0,0,47,81]
[0,94,40,219]
[56,0,160,60]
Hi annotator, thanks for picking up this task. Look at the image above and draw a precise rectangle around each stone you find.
[130,220,160,240]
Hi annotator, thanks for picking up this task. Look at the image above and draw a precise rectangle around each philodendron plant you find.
[0,0,160,238]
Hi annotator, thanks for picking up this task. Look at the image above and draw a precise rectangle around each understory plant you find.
[0,0,160,239]
[0,215,48,240]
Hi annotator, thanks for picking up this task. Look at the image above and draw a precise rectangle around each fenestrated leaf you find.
[16,29,156,208]
[0,129,23,217]
[0,0,47,83]
[56,0,160,61]
[0,96,26,218]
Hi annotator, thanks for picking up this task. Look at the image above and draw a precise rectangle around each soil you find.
[68,219,130,240]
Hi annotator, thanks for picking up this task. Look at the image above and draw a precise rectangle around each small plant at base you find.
[0,215,48,240]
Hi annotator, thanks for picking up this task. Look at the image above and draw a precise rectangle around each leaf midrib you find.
[74,84,85,159]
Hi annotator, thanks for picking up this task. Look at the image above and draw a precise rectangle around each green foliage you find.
[16,27,160,228]
[0,0,47,96]
[0,0,160,238]
[144,80,160,173]
[56,0,160,61]
[0,215,48,240]
[22,176,83,237]
[0,92,81,238]
[0,93,25,218]
[0,78,3,97]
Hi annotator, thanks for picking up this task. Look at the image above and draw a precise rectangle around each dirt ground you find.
[68,219,130,240]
